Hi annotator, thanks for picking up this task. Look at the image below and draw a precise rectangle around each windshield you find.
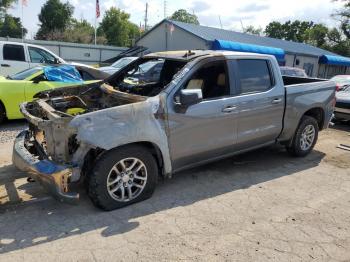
[111,57,137,69]
[109,58,186,97]
[9,67,43,80]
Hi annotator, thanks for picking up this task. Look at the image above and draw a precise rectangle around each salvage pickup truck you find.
[13,50,336,210]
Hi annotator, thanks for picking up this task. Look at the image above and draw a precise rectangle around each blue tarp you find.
[319,55,350,67]
[44,65,83,83]
[212,39,285,62]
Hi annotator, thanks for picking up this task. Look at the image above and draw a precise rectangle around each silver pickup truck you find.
[13,50,336,210]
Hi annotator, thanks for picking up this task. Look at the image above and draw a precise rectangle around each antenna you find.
[219,16,223,29]
[145,3,148,30]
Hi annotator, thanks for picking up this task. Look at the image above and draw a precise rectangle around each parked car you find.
[0,41,66,76]
[334,86,350,121]
[0,41,93,76]
[0,65,108,123]
[13,50,335,210]
[99,57,138,75]
[124,59,164,85]
[330,75,350,91]
[280,66,308,77]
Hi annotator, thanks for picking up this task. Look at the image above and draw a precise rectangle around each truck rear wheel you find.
[286,116,319,157]
[87,145,158,211]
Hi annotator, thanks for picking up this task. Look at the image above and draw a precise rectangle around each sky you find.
[8,0,345,40]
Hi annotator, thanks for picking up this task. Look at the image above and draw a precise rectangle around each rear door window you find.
[3,44,26,61]
[237,59,273,94]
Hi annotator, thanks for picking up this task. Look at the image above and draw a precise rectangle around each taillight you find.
[335,84,340,92]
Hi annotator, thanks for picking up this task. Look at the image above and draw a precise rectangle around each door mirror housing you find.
[175,89,203,107]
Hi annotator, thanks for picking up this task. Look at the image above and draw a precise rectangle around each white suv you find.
[0,41,65,76]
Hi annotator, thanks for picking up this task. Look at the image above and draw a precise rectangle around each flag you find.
[96,0,100,18]
[22,0,28,6]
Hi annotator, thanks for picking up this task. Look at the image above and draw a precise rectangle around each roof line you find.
[136,19,211,45]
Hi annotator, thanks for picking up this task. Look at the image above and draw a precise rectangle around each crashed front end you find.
[13,83,147,204]
[13,98,83,203]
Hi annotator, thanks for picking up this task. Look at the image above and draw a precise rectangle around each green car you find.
[0,65,108,123]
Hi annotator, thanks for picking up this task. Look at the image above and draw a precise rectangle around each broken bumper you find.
[12,130,79,204]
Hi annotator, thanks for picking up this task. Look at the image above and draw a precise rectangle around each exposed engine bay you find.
[27,57,186,118]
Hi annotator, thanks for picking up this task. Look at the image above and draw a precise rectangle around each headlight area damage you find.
[13,82,153,204]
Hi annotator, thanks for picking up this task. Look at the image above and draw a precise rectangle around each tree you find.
[264,21,285,39]
[265,20,314,42]
[304,24,329,48]
[98,7,139,47]
[334,0,350,39]
[0,0,17,9]
[36,0,74,40]
[0,14,27,38]
[244,25,263,36]
[170,9,199,25]
[62,19,94,43]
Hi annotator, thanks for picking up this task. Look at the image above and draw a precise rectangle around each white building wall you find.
[284,53,319,77]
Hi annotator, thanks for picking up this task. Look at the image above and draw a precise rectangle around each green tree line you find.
[244,1,350,56]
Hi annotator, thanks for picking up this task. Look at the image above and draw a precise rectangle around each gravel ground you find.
[0,122,349,261]
[0,120,27,144]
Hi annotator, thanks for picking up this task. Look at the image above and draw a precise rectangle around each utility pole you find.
[240,19,245,32]
[219,15,223,29]
[144,3,148,31]
[164,1,167,18]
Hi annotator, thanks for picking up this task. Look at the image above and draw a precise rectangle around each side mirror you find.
[175,89,203,107]
[32,79,41,84]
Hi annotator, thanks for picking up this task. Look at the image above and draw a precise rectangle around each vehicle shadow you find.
[0,145,325,254]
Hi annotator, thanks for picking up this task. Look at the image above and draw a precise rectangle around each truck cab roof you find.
[144,50,275,62]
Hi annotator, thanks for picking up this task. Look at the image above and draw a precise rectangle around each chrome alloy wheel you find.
[300,124,316,151]
[106,157,147,202]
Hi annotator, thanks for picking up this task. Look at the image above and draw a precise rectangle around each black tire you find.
[87,145,158,211]
[286,116,319,157]
[0,102,6,124]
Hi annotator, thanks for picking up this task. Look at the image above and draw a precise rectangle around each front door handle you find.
[272,98,282,104]
[222,106,237,113]
[1,64,10,67]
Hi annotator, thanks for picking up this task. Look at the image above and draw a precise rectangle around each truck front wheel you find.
[87,145,158,211]
[286,116,319,157]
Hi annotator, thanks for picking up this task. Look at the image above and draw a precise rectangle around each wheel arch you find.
[302,107,325,130]
[82,141,167,179]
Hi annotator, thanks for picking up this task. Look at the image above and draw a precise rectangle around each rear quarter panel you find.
[278,81,336,141]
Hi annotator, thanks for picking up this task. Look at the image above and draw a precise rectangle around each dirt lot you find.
[0,120,349,261]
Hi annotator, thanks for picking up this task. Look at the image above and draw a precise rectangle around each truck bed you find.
[282,75,328,86]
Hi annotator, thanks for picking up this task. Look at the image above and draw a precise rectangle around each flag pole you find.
[94,14,97,45]
[21,2,24,41]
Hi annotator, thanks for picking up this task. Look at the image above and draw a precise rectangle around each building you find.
[136,19,350,78]
[0,37,127,65]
